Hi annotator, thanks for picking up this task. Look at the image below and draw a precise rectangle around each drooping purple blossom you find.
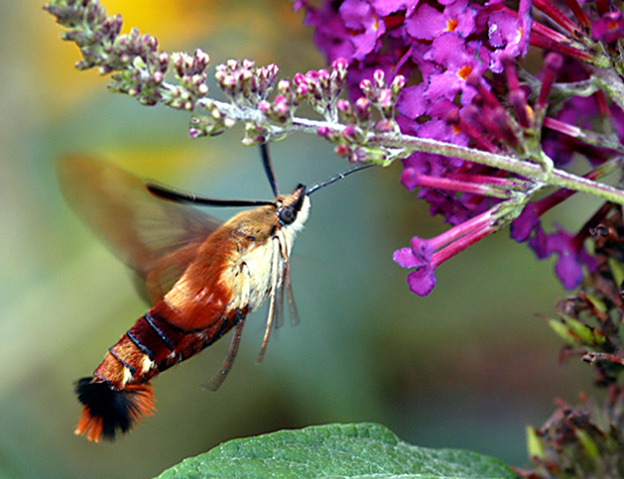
[393,209,499,295]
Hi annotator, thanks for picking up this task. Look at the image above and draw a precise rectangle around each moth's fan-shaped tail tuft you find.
[74,377,156,442]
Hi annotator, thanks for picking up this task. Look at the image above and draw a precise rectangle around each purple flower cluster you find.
[296,0,624,295]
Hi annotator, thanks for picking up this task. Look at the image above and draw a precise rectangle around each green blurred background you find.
[1,1,600,478]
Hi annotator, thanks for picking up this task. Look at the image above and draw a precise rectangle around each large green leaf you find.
[155,423,517,479]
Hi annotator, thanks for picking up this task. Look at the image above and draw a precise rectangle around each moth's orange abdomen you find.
[75,295,244,442]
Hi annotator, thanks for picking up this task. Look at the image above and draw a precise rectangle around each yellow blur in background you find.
[1,1,594,478]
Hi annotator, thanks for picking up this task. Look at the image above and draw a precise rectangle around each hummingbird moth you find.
[59,146,371,442]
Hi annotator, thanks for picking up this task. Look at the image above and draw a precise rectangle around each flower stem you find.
[366,133,624,206]
[589,66,624,112]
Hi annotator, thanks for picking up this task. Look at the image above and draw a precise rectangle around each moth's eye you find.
[278,206,296,225]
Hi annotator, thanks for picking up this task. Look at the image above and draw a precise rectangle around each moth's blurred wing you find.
[58,156,222,305]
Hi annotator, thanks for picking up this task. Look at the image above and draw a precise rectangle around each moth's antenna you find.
[146,182,275,208]
[307,163,374,196]
[261,143,279,197]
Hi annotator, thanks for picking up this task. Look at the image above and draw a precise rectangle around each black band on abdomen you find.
[126,331,155,360]
[108,347,137,376]
[144,312,175,351]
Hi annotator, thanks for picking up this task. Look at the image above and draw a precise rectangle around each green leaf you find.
[155,423,517,479]
[547,318,579,345]
[608,257,624,290]
[525,425,545,460]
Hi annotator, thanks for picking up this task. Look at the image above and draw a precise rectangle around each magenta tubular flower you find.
[296,0,624,294]
[394,209,498,295]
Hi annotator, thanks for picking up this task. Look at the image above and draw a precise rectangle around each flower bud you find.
[334,144,351,157]
[317,126,331,138]
[354,97,370,122]
[391,75,406,96]
[373,69,385,90]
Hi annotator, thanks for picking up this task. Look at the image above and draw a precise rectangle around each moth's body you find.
[92,196,309,394]
[167,203,306,328]
[60,157,310,442]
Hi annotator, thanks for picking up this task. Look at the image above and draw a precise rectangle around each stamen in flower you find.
[445,19,458,32]
[457,65,472,81]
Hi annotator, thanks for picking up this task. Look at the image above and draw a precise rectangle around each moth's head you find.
[274,184,309,230]
[229,185,310,246]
